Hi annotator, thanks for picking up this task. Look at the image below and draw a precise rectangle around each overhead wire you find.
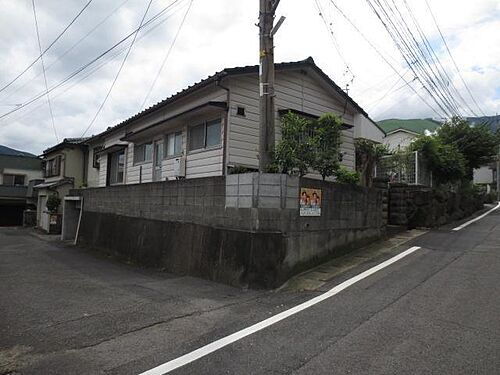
[80,0,154,137]
[1,0,131,104]
[313,0,355,86]
[325,0,445,119]
[424,0,486,116]
[0,0,94,94]
[2,1,186,128]
[400,0,476,116]
[381,0,462,115]
[365,0,457,118]
[365,68,411,111]
[140,0,194,111]
[31,0,58,142]
[0,0,185,121]
[364,0,483,119]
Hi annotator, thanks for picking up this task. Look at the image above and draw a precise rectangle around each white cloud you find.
[0,0,498,154]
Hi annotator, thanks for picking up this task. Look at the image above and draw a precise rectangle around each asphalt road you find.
[1,207,499,375]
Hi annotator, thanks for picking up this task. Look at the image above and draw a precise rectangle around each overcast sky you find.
[0,0,498,154]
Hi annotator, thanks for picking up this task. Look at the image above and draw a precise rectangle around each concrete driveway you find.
[1,206,499,374]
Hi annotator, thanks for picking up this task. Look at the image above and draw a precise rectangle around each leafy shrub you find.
[355,139,389,187]
[335,167,360,185]
[228,165,257,175]
[273,111,343,180]
[46,194,61,213]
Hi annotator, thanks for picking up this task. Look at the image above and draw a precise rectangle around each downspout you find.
[82,145,88,187]
[74,196,83,245]
[216,76,230,176]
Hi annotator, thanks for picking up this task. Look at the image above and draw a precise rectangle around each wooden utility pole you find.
[258,0,283,171]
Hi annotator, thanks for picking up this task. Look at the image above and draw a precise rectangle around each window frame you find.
[108,149,125,186]
[93,146,103,168]
[2,174,25,186]
[188,118,222,152]
[133,142,153,165]
[44,155,61,178]
[165,131,183,158]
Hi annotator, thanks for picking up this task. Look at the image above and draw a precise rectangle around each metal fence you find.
[375,151,433,186]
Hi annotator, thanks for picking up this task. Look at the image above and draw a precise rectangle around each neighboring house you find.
[379,117,499,191]
[468,115,500,192]
[378,118,441,150]
[35,138,89,232]
[85,57,379,186]
[0,146,42,226]
[354,114,385,143]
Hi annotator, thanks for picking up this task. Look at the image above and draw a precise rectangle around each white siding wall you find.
[227,69,357,171]
[96,85,227,186]
[354,113,385,143]
[383,131,417,150]
[98,154,107,187]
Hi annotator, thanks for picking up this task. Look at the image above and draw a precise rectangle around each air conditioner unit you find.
[173,156,186,177]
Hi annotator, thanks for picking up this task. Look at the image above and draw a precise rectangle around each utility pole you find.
[258,0,284,171]
[496,144,499,202]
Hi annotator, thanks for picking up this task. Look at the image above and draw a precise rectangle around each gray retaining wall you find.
[77,174,385,288]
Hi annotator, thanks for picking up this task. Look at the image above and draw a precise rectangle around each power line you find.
[326,0,445,119]
[3,4,186,128]
[365,68,411,111]
[80,0,154,137]
[424,0,486,116]
[0,0,94,95]
[313,0,354,85]
[32,0,58,142]
[0,0,185,121]
[1,0,131,104]
[381,0,463,116]
[400,0,476,117]
[141,0,194,110]
[365,0,457,118]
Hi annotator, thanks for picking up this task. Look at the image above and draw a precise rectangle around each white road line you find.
[452,202,500,231]
[139,246,422,375]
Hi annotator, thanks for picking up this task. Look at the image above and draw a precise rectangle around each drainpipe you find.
[216,76,230,176]
[74,196,83,245]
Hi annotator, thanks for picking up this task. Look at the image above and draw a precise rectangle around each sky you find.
[0,0,498,155]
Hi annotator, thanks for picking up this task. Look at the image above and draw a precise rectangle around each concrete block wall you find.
[226,173,299,209]
[77,174,385,288]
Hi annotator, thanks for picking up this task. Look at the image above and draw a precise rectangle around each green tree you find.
[410,135,466,185]
[273,112,313,175]
[355,139,388,187]
[437,117,498,178]
[272,112,343,180]
[310,113,343,180]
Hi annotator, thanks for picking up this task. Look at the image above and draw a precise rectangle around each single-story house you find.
[85,57,382,186]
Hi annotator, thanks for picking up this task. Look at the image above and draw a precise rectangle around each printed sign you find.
[299,188,322,217]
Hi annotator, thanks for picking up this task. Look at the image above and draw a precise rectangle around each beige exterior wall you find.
[0,167,42,185]
[96,85,227,187]
[92,67,369,186]
[226,69,358,172]
[86,144,101,188]
[44,147,85,186]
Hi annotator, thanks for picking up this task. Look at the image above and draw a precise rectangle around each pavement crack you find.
[69,294,266,352]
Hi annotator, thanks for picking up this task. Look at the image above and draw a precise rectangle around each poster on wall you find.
[299,188,322,217]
